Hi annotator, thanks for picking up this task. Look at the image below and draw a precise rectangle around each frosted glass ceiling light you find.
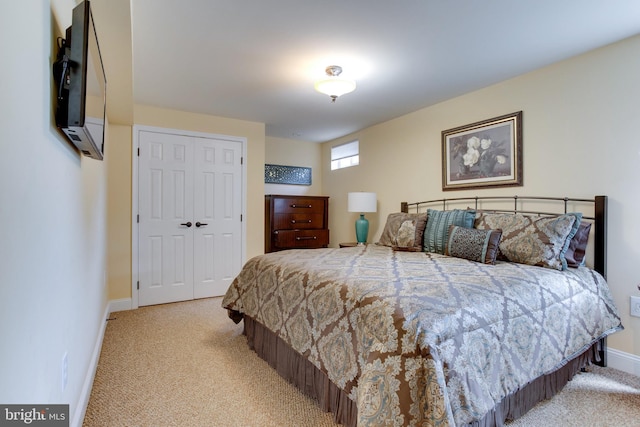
[314,65,356,103]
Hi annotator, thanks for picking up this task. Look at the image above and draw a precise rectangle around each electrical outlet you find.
[61,352,68,392]
[631,296,640,318]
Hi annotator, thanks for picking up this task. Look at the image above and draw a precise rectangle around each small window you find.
[331,140,359,170]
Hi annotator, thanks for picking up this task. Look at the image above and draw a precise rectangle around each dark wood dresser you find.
[265,195,330,252]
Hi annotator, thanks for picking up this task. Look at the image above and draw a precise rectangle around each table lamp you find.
[348,192,377,245]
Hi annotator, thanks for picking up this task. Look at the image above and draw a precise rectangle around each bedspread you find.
[222,245,622,426]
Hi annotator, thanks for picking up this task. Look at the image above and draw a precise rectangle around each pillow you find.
[376,212,427,251]
[564,221,591,268]
[475,212,582,270]
[392,245,422,252]
[445,225,502,264]
[423,209,476,254]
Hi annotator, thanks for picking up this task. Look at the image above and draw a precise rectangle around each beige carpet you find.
[83,298,640,427]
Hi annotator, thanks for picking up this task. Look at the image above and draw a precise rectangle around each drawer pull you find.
[291,204,312,208]
[291,219,313,224]
[296,236,317,241]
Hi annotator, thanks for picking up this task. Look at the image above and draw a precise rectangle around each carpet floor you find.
[83,297,640,427]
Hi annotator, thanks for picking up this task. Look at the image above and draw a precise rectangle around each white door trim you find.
[131,124,247,309]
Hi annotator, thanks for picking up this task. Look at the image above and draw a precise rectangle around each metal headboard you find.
[401,195,608,279]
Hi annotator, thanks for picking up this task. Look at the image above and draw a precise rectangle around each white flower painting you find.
[442,112,523,190]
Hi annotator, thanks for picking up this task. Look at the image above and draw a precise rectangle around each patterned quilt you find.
[222,245,622,426]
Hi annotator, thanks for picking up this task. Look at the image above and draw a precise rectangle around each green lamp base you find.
[355,214,369,245]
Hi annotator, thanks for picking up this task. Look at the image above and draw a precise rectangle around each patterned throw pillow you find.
[445,225,502,264]
[475,212,582,270]
[423,209,476,254]
[377,213,428,251]
[564,221,591,268]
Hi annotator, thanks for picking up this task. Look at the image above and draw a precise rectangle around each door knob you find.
[196,222,208,228]
[180,221,192,227]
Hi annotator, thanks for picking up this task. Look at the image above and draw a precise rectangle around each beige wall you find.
[265,136,323,196]
[105,104,266,301]
[106,124,132,300]
[322,35,640,358]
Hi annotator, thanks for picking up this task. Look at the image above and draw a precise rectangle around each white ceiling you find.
[120,0,640,143]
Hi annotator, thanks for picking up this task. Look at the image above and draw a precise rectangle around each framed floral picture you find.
[442,111,523,191]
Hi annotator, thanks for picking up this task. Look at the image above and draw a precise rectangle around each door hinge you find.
[240,214,243,222]
[137,281,139,290]
[137,147,140,156]
[137,214,139,223]
[241,157,243,165]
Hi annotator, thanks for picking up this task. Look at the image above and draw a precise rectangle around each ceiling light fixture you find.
[314,65,356,103]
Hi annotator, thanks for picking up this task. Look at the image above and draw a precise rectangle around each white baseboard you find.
[71,303,110,427]
[607,347,640,377]
[109,298,133,313]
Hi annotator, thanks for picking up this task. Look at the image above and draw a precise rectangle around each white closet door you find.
[138,131,195,306]
[137,130,243,306]
[193,138,243,298]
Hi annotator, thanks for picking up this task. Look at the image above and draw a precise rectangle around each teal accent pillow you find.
[423,209,476,254]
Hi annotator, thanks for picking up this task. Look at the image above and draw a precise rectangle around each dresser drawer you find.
[273,213,325,230]
[272,197,326,214]
[273,229,329,249]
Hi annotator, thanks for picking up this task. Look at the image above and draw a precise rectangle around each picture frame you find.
[442,111,523,191]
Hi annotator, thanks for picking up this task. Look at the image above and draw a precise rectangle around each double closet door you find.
[137,130,243,306]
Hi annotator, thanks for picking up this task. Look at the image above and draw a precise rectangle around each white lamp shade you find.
[348,192,377,213]
[314,78,356,97]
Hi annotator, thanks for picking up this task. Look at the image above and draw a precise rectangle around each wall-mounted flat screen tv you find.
[53,0,106,160]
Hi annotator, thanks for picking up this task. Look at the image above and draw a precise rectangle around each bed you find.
[222,195,622,426]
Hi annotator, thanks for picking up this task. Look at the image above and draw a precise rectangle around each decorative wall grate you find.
[265,164,312,185]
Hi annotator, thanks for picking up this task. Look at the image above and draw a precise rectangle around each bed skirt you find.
[241,313,602,427]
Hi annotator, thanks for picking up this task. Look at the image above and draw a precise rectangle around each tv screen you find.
[53,0,106,160]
